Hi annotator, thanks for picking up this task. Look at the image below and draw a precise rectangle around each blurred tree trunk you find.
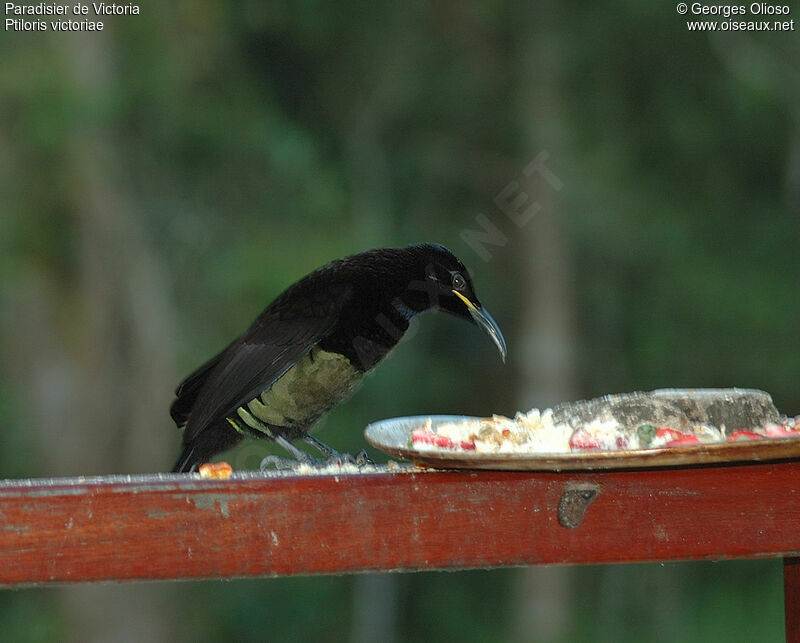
[510,204,577,643]
[2,29,179,643]
[510,2,578,641]
[346,52,402,643]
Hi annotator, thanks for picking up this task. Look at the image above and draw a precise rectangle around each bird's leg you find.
[303,434,338,458]
[259,455,303,470]
[303,435,374,466]
[260,435,319,471]
[276,435,315,461]
[260,434,374,471]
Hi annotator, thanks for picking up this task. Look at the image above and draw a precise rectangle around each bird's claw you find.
[259,449,374,472]
[354,449,374,466]
[260,434,374,471]
[260,455,307,471]
[322,448,374,467]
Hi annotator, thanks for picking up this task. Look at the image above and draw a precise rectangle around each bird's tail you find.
[172,421,244,473]
[172,446,199,473]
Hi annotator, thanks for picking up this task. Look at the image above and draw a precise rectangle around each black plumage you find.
[171,243,506,472]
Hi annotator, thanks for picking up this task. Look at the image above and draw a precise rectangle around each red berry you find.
[569,432,605,451]
[728,430,764,442]
[664,435,701,447]
[411,429,475,450]
[764,423,798,438]
[655,428,685,442]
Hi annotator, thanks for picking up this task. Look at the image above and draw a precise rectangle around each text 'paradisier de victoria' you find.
[5,3,139,31]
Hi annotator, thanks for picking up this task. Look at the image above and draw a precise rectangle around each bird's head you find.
[403,244,507,363]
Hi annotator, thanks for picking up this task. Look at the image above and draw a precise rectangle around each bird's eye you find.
[451,272,466,290]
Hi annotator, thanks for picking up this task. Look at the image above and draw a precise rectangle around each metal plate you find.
[364,414,800,471]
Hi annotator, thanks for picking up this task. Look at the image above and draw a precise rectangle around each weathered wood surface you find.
[1,460,799,587]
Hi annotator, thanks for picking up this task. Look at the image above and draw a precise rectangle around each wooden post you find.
[785,557,800,643]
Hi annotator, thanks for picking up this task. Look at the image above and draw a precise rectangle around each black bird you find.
[170,243,506,472]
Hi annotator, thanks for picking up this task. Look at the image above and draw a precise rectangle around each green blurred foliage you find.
[0,0,797,641]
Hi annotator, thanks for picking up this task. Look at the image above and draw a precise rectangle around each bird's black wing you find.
[170,346,232,426]
[179,282,353,445]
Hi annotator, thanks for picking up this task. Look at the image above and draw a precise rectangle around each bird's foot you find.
[314,448,374,467]
[259,443,374,472]
[260,455,312,471]
[348,449,375,466]
[304,433,374,467]
[302,435,373,465]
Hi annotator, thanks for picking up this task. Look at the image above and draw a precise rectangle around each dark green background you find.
[1,1,797,641]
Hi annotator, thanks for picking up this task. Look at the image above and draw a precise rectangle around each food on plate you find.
[409,411,800,455]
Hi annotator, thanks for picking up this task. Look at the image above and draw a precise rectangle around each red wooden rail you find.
[1,461,799,638]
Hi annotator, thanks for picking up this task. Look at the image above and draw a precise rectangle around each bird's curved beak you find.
[452,291,507,363]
